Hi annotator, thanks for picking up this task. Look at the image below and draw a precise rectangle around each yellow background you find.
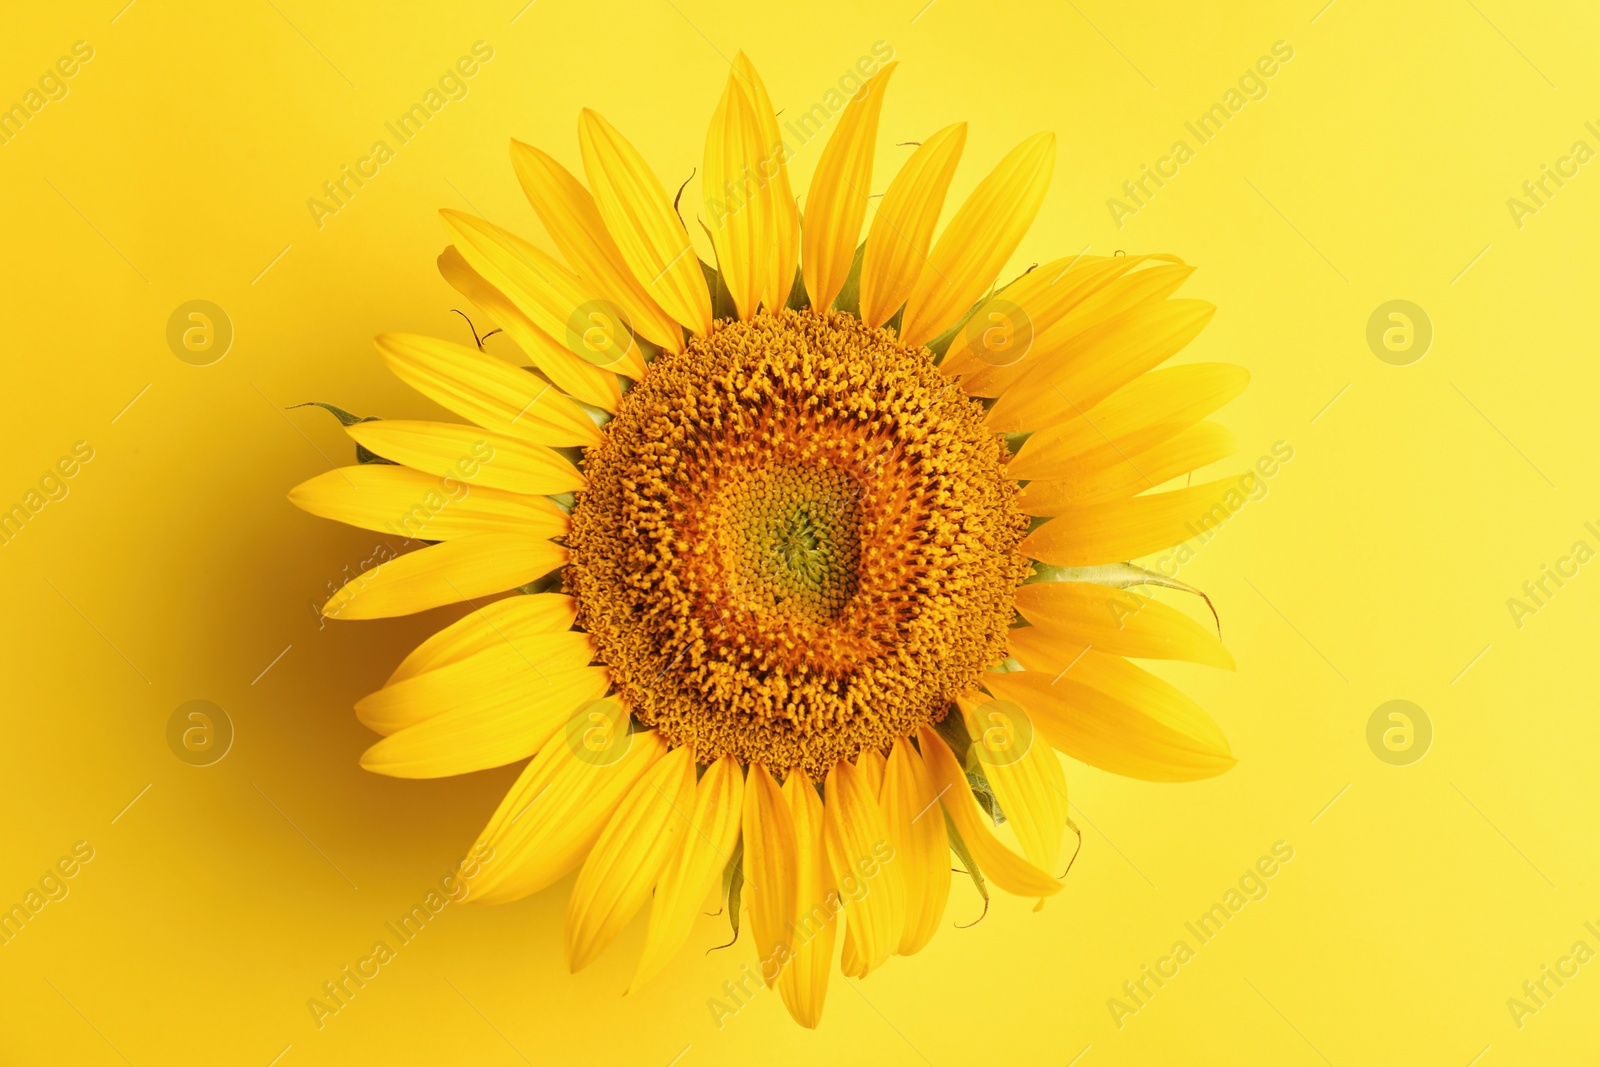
[3,0,1597,1063]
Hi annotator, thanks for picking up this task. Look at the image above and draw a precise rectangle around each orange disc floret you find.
[565,307,1029,777]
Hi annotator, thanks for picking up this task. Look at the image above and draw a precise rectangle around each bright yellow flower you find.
[290,55,1243,1027]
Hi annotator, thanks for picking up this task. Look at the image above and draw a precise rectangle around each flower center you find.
[723,463,861,622]
[565,308,1029,777]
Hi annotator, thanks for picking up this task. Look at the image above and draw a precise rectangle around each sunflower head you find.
[290,52,1242,1028]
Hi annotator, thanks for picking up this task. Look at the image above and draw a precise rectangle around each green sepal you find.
[831,241,868,317]
[514,572,565,596]
[698,255,738,323]
[783,265,809,311]
[290,402,393,465]
[1024,561,1221,635]
[943,809,990,906]
[716,840,745,949]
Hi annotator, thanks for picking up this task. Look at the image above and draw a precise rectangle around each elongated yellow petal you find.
[442,210,639,405]
[322,533,566,621]
[957,693,1068,877]
[631,755,745,991]
[566,745,695,971]
[858,122,966,328]
[1019,476,1243,566]
[289,465,566,542]
[1018,421,1237,513]
[823,760,902,977]
[469,727,667,904]
[510,139,684,352]
[987,299,1216,432]
[702,73,767,319]
[948,257,1190,398]
[579,109,712,336]
[386,593,577,685]
[982,655,1234,782]
[362,628,595,734]
[374,331,601,447]
[731,54,799,311]
[1012,582,1234,669]
[881,736,949,955]
[346,420,584,497]
[439,241,634,410]
[742,764,797,981]
[899,132,1055,348]
[1007,363,1249,481]
[916,726,1062,898]
[801,64,896,313]
[361,665,609,777]
[777,768,835,1028]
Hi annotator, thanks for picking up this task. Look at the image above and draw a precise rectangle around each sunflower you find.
[289,54,1243,1027]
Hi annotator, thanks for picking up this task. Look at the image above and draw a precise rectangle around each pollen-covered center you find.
[565,307,1030,778]
[722,463,861,622]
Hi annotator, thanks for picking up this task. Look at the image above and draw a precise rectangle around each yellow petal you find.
[823,760,903,977]
[702,72,767,319]
[579,109,712,336]
[289,465,566,542]
[947,256,1190,398]
[386,593,578,685]
[858,122,967,328]
[777,768,835,1028]
[1018,421,1237,513]
[899,132,1056,349]
[1012,581,1234,669]
[731,54,800,312]
[1019,476,1244,566]
[1007,363,1249,481]
[361,664,609,777]
[374,331,601,448]
[365,625,594,732]
[986,299,1216,433]
[880,736,950,955]
[741,764,797,981]
[566,745,696,971]
[982,655,1234,782]
[631,754,745,991]
[801,64,896,313]
[442,210,640,405]
[469,727,668,905]
[916,725,1063,898]
[346,420,584,497]
[957,693,1068,877]
[510,139,684,352]
[321,533,566,621]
